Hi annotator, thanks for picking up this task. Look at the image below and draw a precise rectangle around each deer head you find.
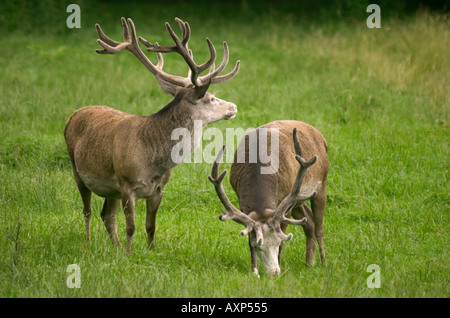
[95,17,240,125]
[208,129,318,277]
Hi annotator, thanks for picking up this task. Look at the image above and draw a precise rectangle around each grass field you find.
[0,1,448,298]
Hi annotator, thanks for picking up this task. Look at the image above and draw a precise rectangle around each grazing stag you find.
[64,17,239,253]
[209,121,328,277]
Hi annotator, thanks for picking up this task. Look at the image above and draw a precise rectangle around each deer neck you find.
[144,98,206,167]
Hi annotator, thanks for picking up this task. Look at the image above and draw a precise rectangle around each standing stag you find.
[65,17,239,253]
[209,121,328,277]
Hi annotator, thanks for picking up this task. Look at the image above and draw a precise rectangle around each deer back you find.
[229,120,328,218]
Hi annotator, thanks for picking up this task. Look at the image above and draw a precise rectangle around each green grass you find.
[0,2,449,297]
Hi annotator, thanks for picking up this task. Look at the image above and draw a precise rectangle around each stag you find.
[209,121,328,277]
[65,17,239,253]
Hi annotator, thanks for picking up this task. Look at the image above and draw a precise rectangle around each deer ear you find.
[189,81,211,101]
[156,76,177,97]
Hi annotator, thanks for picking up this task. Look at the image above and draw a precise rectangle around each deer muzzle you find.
[225,103,237,119]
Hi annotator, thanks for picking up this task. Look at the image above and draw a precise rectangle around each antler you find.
[96,17,239,88]
[96,17,190,87]
[208,146,263,244]
[271,128,318,241]
[140,17,240,87]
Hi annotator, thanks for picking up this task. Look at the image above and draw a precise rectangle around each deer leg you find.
[146,187,163,249]
[121,190,136,254]
[278,241,284,266]
[80,188,92,242]
[101,198,121,246]
[302,204,317,266]
[72,166,92,242]
[293,204,316,266]
[278,222,289,266]
[311,185,327,264]
[248,236,259,278]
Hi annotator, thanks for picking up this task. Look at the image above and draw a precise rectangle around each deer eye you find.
[210,97,216,103]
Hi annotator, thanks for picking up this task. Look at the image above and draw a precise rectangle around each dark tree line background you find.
[0,0,448,35]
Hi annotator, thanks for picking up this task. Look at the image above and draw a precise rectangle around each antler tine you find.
[156,50,164,69]
[210,60,240,84]
[138,17,188,53]
[165,20,184,49]
[197,38,217,73]
[272,221,294,241]
[96,39,128,54]
[292,127,303,157]
[95,18,131,54]
[209,145,225,178]
[95,23,121,47]
[122,17,131,42]
[198,41,229,85]
[197,38,241,85]
[208,146,257,234]
[208,146,239,215]
[177,18,190,47]
[291,155,317,200]
[138,37,176,53]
